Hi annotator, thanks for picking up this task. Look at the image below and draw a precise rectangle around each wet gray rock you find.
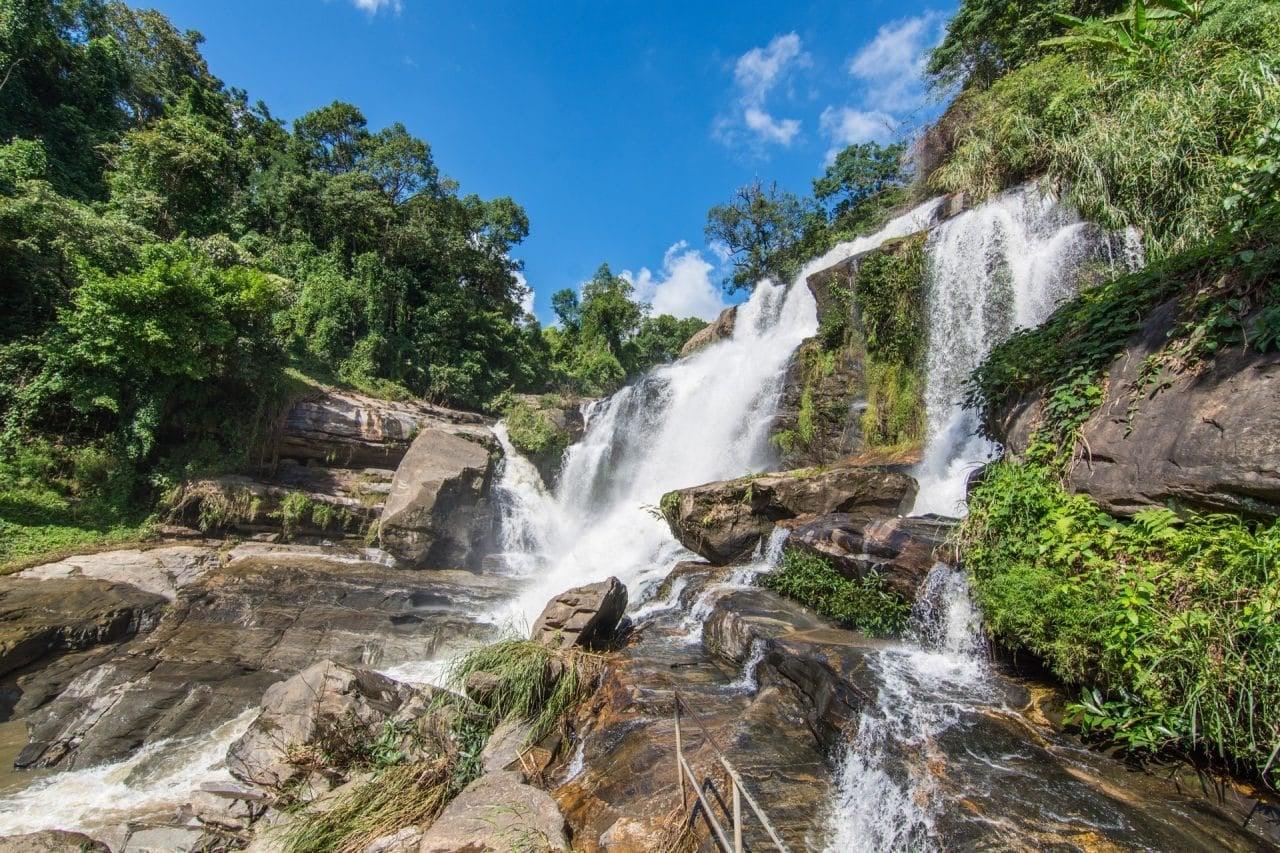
[226,661,423,790]
[0,575,166,678]
[531,577,628,650]
[679,306,735,358]
[481,718,534,776]
[788,513,954,602]
[417,770,569,852]
[379,428,498,568]
[0,830,110,852]
[12,555,509,770]
[661,463,917,564]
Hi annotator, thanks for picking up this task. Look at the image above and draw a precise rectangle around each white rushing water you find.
[824,565,990,850]
[910,183,1141,517]
[487,198,946,630]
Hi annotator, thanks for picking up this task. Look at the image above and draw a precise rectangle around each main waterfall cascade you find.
[487,197,948,630]
[910,183,1143,517]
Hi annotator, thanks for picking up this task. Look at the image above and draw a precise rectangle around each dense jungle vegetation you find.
[935,0,1280,785]
[0,0,705,566]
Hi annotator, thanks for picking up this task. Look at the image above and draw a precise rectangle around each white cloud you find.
[351,0,402,14]
[819,106,897,160]
[623,242,728,322]
[847,12,945,112]
[716,32,810,150]
[514,271,534,316]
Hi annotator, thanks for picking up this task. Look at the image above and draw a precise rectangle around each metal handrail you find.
[672,689,791,852]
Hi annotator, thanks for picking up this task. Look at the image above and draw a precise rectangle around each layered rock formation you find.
[994,299,1280,519]
[660,462,917,564]
[787,513,953,601]
[678,305,736,358]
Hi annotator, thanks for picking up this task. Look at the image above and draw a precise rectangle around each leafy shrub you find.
[761,548,909,637]
[958,459,1280,781]
[861,359,925,450]
[931,0,1280,256]
[503,400,571,461]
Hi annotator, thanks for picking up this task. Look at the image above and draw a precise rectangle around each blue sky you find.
[141,0,954,324]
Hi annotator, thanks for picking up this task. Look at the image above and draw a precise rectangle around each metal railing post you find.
[732,779,743,853]
[675,699,687,811]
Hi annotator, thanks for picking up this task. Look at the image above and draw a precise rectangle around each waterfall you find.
[490,198,947,628]
[910,183,1142,517]
[823,565,991,850]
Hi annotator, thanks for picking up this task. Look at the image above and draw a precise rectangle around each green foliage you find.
[449,638,601,744]
[705,179,813,291]
[931,0,1280,256]
[926,0,1124,89]
[761,548,909,637]
[503,399,570,461]
[861,359,925,450]
[959,459,1280,781]
[813,142,908,228]
[1225,116,1280,236]
[855,234,928,366]
[1043,0,1206,70]
[967,234,1280,452]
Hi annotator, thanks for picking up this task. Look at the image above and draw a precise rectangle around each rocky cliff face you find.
[678,305,736,358]
[994,298,1280,519]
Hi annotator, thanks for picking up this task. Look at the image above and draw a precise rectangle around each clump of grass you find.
[449,638,601,744]
[761,548,909,637]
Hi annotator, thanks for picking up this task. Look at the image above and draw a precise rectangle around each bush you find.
[930,0,1280,256]
[958,459,1280,782]
[761,548,909,637]
[503,400,571,461]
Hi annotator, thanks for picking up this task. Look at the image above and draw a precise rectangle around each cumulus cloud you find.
[716,32,810,150]
[514,270,535,316]
[819,106,897,160]
[350,0,402,14]
[623,242,728,322]
[847,12,945,112]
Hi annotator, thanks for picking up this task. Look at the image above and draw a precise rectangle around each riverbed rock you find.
[531,578,628,650]
[18,545,219,601]
[12,554,510,770]
[0,830,110,852]
[378,427,498,568]
[0,575,166,678]
[787,513,954,602]
[418,770,569,852]
[678,306,735,357]
[227,661,423,789]
[994,299,1280,519]
[172,473,382,542]
[661,462,917,564]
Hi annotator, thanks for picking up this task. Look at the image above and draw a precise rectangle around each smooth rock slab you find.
[418,770,569,852]
[19,545,219,601]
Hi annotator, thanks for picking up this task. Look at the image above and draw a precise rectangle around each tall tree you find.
[705,179,809,291]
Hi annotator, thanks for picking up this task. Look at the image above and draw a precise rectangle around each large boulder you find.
[994,299,1280,519]
[379,428,498,567]
[679,306,736,358]
[0,575,166,678]
[787,513,954,602]
[226,660,422,789]
[507,394,588,485]
[661,462,917,564]
[418,770,569,852]
[278,389,490,470]
[531,578,628,650]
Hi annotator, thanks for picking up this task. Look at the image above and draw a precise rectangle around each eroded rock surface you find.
[379,427,498,568]
[678,306,735,358]
[661,462,917,564]
[787,512,953,602]
[227,661,424,789]
[994,299,1280,519]
[11,554,509,770]
[18,545,218,601]
[531,577,628,650]
[419,770,569,852]
[0,830,110,852]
